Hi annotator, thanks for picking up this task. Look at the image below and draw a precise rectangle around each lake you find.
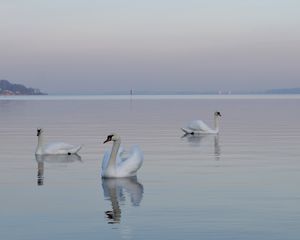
[0,95,300,240]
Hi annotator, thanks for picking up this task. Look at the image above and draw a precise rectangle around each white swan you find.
[181,111,222,134]
[101,134,143,178]
[35,128,82,155]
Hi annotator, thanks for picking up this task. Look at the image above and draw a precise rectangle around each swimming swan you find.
[35,128,82,155]
[101,134,143,178]
[181,111,222,134]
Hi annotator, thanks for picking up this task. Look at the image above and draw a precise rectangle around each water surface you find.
[0,95,300,240]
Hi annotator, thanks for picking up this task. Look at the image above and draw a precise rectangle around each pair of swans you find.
[99,111,221,177]
[35,128,144,179]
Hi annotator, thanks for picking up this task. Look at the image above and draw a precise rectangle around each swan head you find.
[214,111,222,117]
[37,128,43,136]
[103,133,120,144]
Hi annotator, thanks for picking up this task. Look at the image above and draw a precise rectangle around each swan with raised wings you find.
[35,128,82,155]
[101,134,143,178]
[181,111,222,135]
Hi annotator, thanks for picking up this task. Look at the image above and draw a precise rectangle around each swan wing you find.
[117,145,143,177]
[118,148,131,162]
[43,142,81,155]
[187,120,212,132]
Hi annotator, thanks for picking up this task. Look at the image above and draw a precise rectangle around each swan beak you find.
[103,138,111,144]
[103,134,114,144]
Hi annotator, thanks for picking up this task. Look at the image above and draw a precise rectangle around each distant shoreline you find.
[44,88,300,95]
[1,93,300,101]
[0,80,47,96]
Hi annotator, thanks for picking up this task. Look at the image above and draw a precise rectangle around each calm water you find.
[1,95,300,240]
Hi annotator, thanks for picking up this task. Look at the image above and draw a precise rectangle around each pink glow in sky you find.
[1,0,299,93]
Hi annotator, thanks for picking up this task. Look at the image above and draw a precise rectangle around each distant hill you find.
[266,88,300,94]
[0,80,46,95]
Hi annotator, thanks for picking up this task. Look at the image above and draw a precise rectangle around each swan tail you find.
[181,127,193,134]
[69,145,82,154]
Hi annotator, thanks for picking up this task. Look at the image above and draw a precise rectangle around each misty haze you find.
[1,1,300,240]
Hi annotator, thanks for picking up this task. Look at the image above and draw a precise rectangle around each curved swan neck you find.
[108,139,121,170]
[36,134,44,154]
[214,115,219,131]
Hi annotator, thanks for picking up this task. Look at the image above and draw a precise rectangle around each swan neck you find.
[108,139,121,169]
[36,134,44,154]
[214,115,219,131]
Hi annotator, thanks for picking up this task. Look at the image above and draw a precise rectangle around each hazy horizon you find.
[1,0,299,94]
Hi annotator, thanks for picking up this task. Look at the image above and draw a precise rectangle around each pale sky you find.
[1,0,299,94]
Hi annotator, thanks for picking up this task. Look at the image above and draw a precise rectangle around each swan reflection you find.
[35,154,82,186]
[214,135,221,160]
[101,177,144,224]
[182,134,221,160]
